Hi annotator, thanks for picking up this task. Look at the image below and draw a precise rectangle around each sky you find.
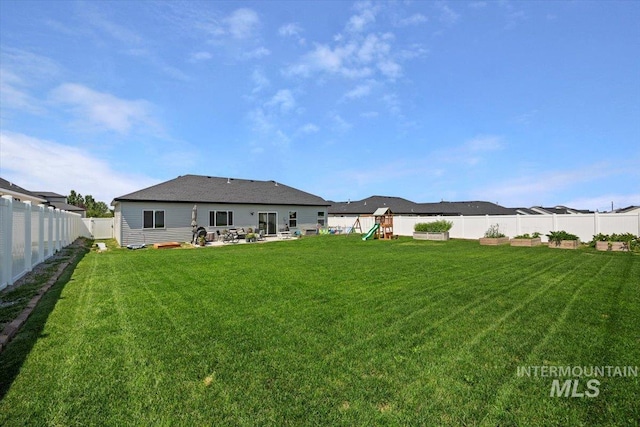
[0,0,638,211]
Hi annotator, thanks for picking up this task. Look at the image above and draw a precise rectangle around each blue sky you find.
[1,0,638,211]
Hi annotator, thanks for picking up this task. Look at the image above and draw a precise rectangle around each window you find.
[209,210,234,227]
[143,210,165,229]
[289,211,297,228]
[317,211,325,226]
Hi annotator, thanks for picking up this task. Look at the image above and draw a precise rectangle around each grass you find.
[0,236,638,426]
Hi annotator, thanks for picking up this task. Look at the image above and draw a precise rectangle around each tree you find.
[67,190,113,218]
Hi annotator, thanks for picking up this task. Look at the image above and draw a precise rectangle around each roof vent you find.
[275,181,278,186]
[227,178,231,184]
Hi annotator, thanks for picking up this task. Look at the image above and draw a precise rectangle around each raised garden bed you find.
[595,241,628,252]
[510,237,542,247]
[549,240,580,249]
[480,237,510,246]
[413,231,450,241]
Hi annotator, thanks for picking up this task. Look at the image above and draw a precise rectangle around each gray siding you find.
[116,201,327,246]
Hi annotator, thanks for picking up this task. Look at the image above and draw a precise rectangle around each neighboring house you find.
[111,175,331,247]
[0,177,47,205]
[328,196,517,217]
[328,196,422,216]
[529,205,593,215]
[34,191,86,217]
[613,205,640,214]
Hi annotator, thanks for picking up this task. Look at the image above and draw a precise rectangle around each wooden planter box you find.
[549,240,580,249]
[510,237,542,247]
[479,237,510,246]
[413,231,450,241]
[595,241,628,251]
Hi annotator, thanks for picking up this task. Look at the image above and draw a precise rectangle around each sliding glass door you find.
[258,212,277,235]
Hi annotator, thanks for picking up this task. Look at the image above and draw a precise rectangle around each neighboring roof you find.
[531,205,593,215]
[328,196,517,216]
[34,191,66,199]
[48,201,86,212]
[328,196,419,215]
[415,201,519,216]
[113,175,330,206]
[0,177,47,203]
[614,205,640,213]
[515,207,540,215]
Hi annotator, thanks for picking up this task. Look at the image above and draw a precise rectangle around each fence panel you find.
[0,196,83,290]
[81,218,115,239]
[329,212,640,242]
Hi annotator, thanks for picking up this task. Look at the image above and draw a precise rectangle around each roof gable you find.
[113,175,329,206]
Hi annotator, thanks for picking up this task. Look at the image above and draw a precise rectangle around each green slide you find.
[362,223,380,240]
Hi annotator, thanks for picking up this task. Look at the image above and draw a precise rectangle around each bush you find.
[513,232,541,239]
[547,230,579,245]
[414,220,453,232]
[484,224,506,238]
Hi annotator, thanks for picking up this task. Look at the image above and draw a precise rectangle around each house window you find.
[210,210,233,227]
[317,211,325,226]
[289,211,297,228]
[143,210,165,229]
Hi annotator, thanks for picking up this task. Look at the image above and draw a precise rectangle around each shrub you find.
[513,232,541,239]
[547,230,579,245]
[484,224,506,238]
[414,220,453,233]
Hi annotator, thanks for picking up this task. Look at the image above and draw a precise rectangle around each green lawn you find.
[1,236,638,426]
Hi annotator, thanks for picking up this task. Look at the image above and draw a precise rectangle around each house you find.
[33,191,86,217]
[328,196,517,217]
[0,177,47,205]
[613,205,640,214]
[528,205,593,215]
[111,175,331,247]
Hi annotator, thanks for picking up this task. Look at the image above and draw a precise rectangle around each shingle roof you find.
[416,201,518,216]
[328,195,420,215]
[0,177,47,202]
[328,196,517,215]
[113,175,330,206]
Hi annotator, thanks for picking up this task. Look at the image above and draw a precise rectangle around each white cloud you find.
[50,83,161,135]
[189,51,213,62]
[0,69,44,115]
[265,89,296,113]
[436,2,460,25]
[225,8,260,39]
[251,69,270,93]
[0,131,157,205]
[298,123,319,134]
[347,1,379,33]
[241,46,271,60]
[465,135,504,152]
[278,23,305,44]
[377,60,402,79]
[344,83,373,100]
[328,112,352,132]
[396,13,428,27]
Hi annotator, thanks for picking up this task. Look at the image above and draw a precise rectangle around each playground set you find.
[350,207,395,240]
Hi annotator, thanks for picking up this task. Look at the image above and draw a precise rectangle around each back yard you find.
[0,236,638,426]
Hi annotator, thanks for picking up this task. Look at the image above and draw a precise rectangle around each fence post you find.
[47,206,54,258]
[38,204,45,264]
[594,212,599,236]
[1,195,14,289]
[24,201,32,272]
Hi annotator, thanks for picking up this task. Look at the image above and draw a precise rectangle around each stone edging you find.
[0,258,73,354]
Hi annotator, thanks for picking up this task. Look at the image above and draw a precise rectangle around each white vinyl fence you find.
[0,196,83,290]
[80,218,114,239]
[329,212,640,242]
